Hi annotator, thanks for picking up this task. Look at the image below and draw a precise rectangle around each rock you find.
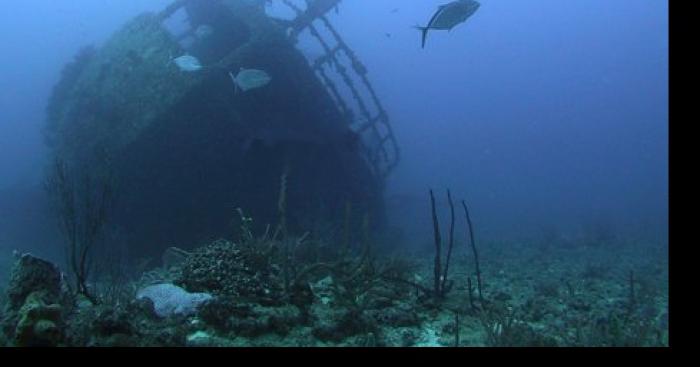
[136,283,213,318]
[568,297,592,312]
[93,308,134,336]
[1,253,66,345]
[228,304,302,337]
[6,253,62,310]
[288,282,314,309]
[312,320,344,342]
[229,318,264,338]
[261,305,302,335]
[197,296,251,330]
[311,308,376,342]
[400,328,419,347]
[309,276,334,305]
[92,333,136,347]
[13,291,64,347]
[369,303,419,327]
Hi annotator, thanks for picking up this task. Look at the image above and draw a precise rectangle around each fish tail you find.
[414,25,429,49]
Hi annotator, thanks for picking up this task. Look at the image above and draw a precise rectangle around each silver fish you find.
[173,54,203,72]
[229,68,272,93]
[417,0,481,48]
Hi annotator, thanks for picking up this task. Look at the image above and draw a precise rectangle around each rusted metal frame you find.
[303,21,383,175]
[307,24,381,167]
[307,24,372,123]
[313,17,376,128]
[282,0,304,18]
[283,1,381,175]
[315,64,353,122]
[281,0,400,178]
[317,17,387,127]
[318,16,400,177]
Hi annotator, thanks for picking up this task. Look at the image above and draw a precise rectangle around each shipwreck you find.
[44,0,400,257]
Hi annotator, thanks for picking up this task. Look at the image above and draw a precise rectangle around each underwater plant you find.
[45,157,115,304]
[91,234,139,308]
[462,199,483,305]
[380,189,485,308]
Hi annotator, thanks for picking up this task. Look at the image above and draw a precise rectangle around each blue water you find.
[0,0,668,347]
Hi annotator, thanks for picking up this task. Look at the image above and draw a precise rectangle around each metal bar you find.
[158,0,189,21]
[279,0,400,180]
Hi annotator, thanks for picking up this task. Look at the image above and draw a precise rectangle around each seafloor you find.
[0,231,667,347]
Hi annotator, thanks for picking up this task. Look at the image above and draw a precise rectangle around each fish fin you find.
[229,72,239,96]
